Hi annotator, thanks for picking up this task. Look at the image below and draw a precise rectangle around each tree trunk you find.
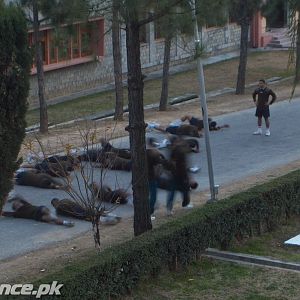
[295,18,300,84]
[112,0,124,120]
[235,21,249,95]
[32,0,48,134]
[159,34,172,111]
[126,20,152,236]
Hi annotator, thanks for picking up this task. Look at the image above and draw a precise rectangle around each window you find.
[28,31,48,64]
[80,23,93,56]
[49,31,58,63]
[29,18,104,71]
[58,28,71,62]
[72,25,80,59]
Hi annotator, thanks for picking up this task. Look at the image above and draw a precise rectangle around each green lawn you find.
[123,257,300,300]
[228,216,300,263]
[26,51,293,127]
[122,215,300,299]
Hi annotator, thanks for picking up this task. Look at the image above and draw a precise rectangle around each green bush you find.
[0,4,31,213]
[36,170,300,300]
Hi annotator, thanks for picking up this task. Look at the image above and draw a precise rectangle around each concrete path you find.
[1,97,300,261]
[204,248,300,272]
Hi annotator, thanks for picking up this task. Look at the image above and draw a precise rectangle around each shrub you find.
[36,170,300,299]
[0,4,31,213]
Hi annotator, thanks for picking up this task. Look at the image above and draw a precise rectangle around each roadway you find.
[1,97,300,260]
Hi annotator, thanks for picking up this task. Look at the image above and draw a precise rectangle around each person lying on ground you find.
[15,171,65,189]
[147,136,199,153]
[2,196,74,227]
[148,120,201,138]
[89,183,129,204]
[51,198,122,225]
[21,160,71,177]
[100,138,131,159]
[181,115,230,131]
[44,154,80,167]
[95,152,132,171]
[78,148,132,171]
[78,148,104,162]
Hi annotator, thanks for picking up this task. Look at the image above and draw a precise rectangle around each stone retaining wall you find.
[28,22,241,108]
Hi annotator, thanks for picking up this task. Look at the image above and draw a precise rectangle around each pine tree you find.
[230,0,263,95]
[20,0,89,133]
[112,0,124,120]
[120,0,188,235]
[0,4,31,214]
[286,0,300,96]
[159,0,227,110]
[115,0,228,235]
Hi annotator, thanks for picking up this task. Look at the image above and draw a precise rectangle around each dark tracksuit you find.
[2,199,48,221]
[252,87,276,119]
[147,149,166,214]
[52,199,89,220]
[166,144,190,211]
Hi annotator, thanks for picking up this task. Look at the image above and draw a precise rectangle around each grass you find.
[228,216,300,263]
[26,50,294,127]
[123,257,300,300]
[122,215,300,299]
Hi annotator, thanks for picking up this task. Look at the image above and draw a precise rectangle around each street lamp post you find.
[189,0,217,202]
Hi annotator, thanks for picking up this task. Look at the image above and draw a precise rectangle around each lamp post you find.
[189,0,217,202]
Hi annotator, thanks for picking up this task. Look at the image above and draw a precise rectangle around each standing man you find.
[252,79,277,136]
[166,140,192,215]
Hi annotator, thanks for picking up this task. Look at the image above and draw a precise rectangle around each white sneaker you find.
[151,215,156,221]
[265,129,270,136]
[253,128,262,135]
[184,203,194,209]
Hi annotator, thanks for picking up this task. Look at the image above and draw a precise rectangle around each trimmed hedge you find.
[36,170,300,300]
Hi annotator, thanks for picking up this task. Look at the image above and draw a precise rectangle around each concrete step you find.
[270,40,281,44]
[267,43,285,48]
[268,28,289,34]
[273,35,290,40]
[267,33,292,48]
[205,248,300,272]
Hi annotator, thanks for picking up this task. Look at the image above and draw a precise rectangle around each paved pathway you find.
[1,97,300,260]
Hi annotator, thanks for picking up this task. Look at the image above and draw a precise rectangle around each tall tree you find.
[0,4,31,214]
[32,0,48,133]
[159,4,192,111]
[118,0,188,235]
[116,0,228,234]
[230,0,262,94]
[124,3,152,235]
[159,0,227,110]
[20,0,89,133]
[285,0,300,96]
[112,0,124,120]
[159,31,173,111]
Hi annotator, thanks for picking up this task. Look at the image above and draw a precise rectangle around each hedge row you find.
[36,169,300,300]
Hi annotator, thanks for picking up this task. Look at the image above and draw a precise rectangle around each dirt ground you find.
[1,78,300,284]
